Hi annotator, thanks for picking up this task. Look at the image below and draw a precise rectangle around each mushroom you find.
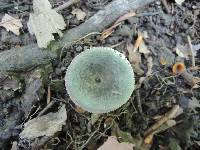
[172,62,195,87]
[65,47,135,113]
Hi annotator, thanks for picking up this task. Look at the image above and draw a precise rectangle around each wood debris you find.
[0,14,22,35]
[144,105,182,144]
[100,12,136,40]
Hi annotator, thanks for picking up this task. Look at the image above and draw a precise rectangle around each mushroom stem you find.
[181,71,195,87]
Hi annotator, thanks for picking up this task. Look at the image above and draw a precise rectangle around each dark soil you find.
[0,0,200,150]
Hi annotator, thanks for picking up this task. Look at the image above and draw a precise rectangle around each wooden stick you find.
[54,0,80,12]
[0,0,156,72]
[161,0,170,14]
[144,105,180,136]
[187,35,195,67]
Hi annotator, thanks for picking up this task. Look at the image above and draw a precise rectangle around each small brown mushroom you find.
[172,62,195,86]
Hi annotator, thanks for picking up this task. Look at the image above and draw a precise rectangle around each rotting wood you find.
[0,0,155,72]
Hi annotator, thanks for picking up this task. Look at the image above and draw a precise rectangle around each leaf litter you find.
[1,0,200,149]
[20,105,67,139]
[97,136,134,150]
[0,14,22,35]
[27,0,66,48]
[71,8,87,21]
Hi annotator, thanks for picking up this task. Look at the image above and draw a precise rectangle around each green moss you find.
[65,47,135,113]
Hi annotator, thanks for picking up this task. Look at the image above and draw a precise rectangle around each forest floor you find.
[0,0,200,150]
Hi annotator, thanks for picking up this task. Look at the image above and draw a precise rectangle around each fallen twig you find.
[187,35,195,67]
[47,85,51,104]
[100,11,136,40]
[136,90,143,115]
[0,0,156,72]
[54,0,80,12]
[144,105,180,144]
[37,100,55,117]
[161,0,171,14]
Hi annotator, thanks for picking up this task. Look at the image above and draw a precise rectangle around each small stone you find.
[75,45,83,52]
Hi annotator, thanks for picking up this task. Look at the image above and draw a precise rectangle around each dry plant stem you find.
[47,85,51,104]
[136,90,143,115]
[37,100,55,117]
[187,35,195,67]
[161,0,170,14]
[144,105,180,136]
[54,0,80,11]
[0,0,155,72]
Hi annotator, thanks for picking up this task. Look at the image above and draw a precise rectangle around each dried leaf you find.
[175,0,185,5]
[189,97,200,110]
[27,0,66,48]
[100,12,136,40]
[100,23,121,40]
[127,41,141,64]
[72,8,86,21]
[133,35,143,52]
[0,14,22,35]
[175,43,200,59]
[2,78,20,91]
[20,105,67,139]
[175,44,191,59]
[98,136,134,150]
[159,47,175,66]
[146,56,153,76]
[126,41,144,75]
[139,40,150,54]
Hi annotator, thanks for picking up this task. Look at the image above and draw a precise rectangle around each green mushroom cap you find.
[65,47,135,113]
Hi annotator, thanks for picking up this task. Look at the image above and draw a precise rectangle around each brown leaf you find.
[0,14,22,35]
[139,39,150,54]
[98,136,134,150]
[126,41,141,64]
[127,41,144,75]
[115,12,136,24]
[100,12,136,40]
[133,34,143,52]
[146,56,153,76]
